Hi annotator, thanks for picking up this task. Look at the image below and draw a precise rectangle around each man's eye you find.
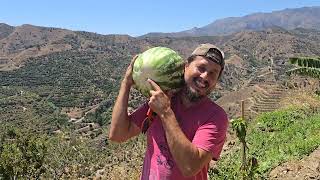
[210,70,220,79]
[210,72,217,77]
[198,66,205,72]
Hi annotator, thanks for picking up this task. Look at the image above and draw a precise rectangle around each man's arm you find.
[109,56,141,143]
[147,79,214,177]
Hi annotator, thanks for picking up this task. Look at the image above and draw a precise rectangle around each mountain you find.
[141,6,320,37]
[0,23,14,40]
[1,24,320,91]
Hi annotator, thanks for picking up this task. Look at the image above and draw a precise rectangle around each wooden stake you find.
[240,100,247,179]
[241,100,245,120]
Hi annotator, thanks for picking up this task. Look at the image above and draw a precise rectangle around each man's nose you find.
[200,72,209,80]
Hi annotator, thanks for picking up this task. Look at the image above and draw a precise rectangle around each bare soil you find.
[269,147,320,180]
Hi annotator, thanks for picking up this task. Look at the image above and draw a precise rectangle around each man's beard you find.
[184,86,206,103]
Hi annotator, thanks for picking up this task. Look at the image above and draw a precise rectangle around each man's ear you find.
[184,62,189,70]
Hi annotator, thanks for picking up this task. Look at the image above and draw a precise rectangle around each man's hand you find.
[123,55,139,86]
[147,79,172,116]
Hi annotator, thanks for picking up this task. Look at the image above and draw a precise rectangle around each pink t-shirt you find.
[129,95,228,180]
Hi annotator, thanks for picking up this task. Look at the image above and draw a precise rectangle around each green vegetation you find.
[287,57,320,79]
[0,50,129,108]
[210,106,320,179]
[0,127,146,179]
[0,50,136,129]
[0,49,147,178]
[0,128,47,179]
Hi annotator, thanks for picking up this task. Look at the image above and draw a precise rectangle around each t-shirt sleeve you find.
[128,103,149,129]
[192,111,228,160]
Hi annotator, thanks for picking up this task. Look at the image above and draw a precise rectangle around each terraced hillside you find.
[250,85,285,113]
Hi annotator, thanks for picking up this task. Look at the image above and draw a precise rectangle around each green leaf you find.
[289,57,320,68]
[287,67,320,79]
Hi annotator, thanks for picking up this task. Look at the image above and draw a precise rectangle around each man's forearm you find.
[160,109,207,177]
[109,79,132,141]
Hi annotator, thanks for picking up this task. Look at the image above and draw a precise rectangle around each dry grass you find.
[106,166,141,180]
[280,90,320,110]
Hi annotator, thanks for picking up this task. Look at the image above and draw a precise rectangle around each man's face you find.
[183,56,222,102]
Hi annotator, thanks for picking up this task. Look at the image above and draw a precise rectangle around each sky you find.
[1,0,320,37]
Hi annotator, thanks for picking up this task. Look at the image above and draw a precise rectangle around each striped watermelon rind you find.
[132,47,185,97]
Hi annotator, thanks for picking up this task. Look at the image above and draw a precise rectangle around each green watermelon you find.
[132,47,185,97]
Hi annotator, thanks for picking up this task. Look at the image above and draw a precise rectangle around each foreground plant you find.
[231,118,259,180]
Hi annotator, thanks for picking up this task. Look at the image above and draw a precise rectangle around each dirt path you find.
[269,147,320,179]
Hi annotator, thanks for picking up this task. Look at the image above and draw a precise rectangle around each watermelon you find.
[132,47,185,97]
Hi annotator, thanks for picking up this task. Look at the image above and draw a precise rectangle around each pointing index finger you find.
[147,79,161,91]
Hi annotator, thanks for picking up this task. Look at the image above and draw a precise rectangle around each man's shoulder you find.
[205,98,227,115]
[204,99,228,124]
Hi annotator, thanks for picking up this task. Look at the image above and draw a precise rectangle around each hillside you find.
[1,24,320,118]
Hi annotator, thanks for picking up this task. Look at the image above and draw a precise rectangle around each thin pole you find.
[241,100,245,120]
[240,100,247,179]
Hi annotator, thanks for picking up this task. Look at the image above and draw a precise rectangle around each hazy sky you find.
[1,0,320,36]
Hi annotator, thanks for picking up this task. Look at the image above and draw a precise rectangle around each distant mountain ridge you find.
[1,23,320,71]
[0,23,14,40]
[141,6,320,37]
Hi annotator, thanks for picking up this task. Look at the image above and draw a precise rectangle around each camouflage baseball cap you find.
[191,43,225,69]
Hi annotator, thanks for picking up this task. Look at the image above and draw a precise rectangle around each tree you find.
[287,57,320,78]
[0,129,48,179]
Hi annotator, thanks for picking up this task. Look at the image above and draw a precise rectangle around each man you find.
[109,44,228,179]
